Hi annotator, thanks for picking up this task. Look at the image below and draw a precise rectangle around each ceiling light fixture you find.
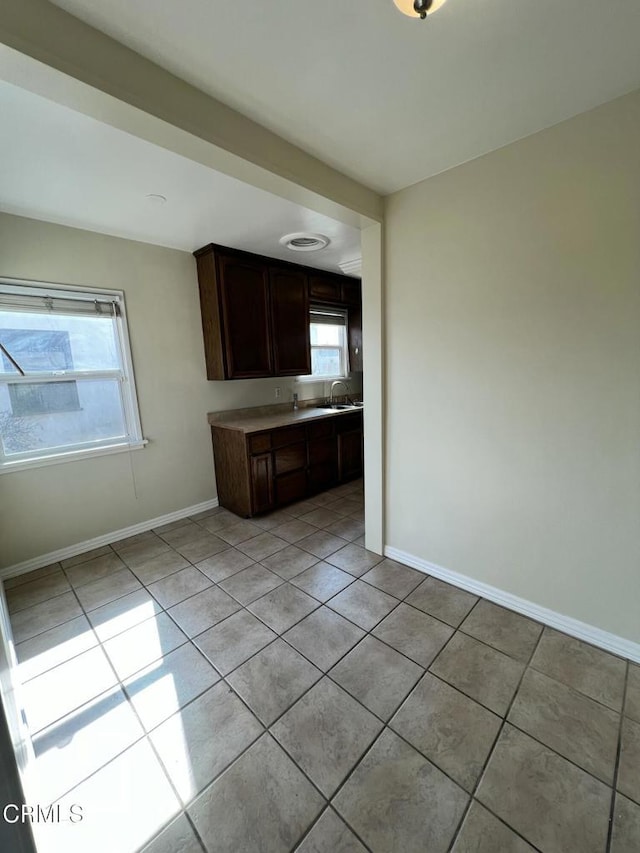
[146,193,167,205]
[393,0,448,19]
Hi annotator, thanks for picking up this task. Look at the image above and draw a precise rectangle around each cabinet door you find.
[276,470,307,506]
[348,304,363,372]
[338,430,363,482]
[308,436,339,493]
[218,254,273,379]
[270,268,311,376]
[250,452,274,514]
[309,275,342,303]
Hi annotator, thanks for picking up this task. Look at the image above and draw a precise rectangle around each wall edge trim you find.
[1,497,220,580]
[384,545,640,664]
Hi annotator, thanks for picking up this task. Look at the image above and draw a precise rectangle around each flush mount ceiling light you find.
[146,193,167,205]
[279,232,330,252]
[393,0,448,19]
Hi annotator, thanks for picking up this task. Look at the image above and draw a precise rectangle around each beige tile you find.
[331,635,423,721]
[531,628,626,710]
[272,678,382,796]
[103,612,187,681]
[430,632,524,716]
[299,507,344,528]
[611,793,640,853]
[250,508,296,530]
[451,802,537,853]
[194,609,276,675]
[167,586,240,637]
[140,814,203,853]
[291,562,355,602]
[297,529,348,559]
[42,738,180,853]
[117,536,173,569]
[327,580,398,630]
[174,532,228,563]
[195,549,254,582]
[247,583,318,633]
[360,558,423,599]
[124,643,220,731]
[325,543,383,577]
[111,530,159,552]
[328,497,362,517]
[151,682,263,804]
[196,508,244,533]
[16,615,97,682]
[372,602,453,668]
[188,735,323,852]
[406,577,478,627]
[130,550,190,586]
[391,673,501,791]
[618,716,640,805]
[74,567,143,612]
[154,518,200,535]
[65,551,127,588]
[477,725,611,853]
[61,545,114,568]
[147,566,212,609]
[218,564,282,605]
[334,728,468,853]
[4,562,60,590]
[323,517,365,542]
[215,520,263,546]
[270,519,318,544]
[31,686,143,804]
[11,592,83,644]
[87,589,164,642]
[21,645,118,733]
[284,607,365,671]
[261,544,319,580]
[236,532,289,562]
[627,664,640,723]
[6,569,71,613]
[157,521,205,546]
[296,809,367,853]
[227,639,321,725]
[460,600,542,662]
[508,668,620,783]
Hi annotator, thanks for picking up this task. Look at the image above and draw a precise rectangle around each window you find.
[307,306,349,380]
[0,279,145,471]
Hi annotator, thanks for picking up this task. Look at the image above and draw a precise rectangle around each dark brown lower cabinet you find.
[210,411,363,517]
[250,452,274,514]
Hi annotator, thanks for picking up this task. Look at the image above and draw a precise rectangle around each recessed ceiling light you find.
[146,193,167,205]
[279,232,330,252]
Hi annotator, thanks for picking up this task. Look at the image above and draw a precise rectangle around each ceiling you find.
[0,80,360,269]
[49,0,640,194]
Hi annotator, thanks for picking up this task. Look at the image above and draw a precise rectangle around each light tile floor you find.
[4,477,639,853]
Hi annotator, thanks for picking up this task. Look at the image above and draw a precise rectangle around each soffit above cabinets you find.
[0,81,360,270]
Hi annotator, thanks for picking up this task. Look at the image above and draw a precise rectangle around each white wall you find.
[0,214,360,567]
[385,90,640,644]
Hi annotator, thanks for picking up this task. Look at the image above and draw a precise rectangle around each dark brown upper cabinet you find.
[194,244,311,380]
[269,267,311,376]
[194,243,360,381]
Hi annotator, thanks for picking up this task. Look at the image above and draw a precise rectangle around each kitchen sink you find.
[317,404,363,411]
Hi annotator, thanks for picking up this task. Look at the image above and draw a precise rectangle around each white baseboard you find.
[1,498,220,582]
[385,545,640,665]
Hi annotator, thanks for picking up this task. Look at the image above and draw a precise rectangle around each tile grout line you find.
[605,660,630,853]
[444,624,547,853]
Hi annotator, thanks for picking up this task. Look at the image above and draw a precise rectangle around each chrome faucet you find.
[329,380,349,407]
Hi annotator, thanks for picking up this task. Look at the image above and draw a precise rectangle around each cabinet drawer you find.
[341,279,362,304]
[249,433,271,454]
[272,425,306,448]
[307,419,334,439]
[276,470,308,506]
[309,276,342,302]
[274,442,306,476]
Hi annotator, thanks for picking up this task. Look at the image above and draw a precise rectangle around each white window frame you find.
[299,305,350,383]
[0,277,146,473]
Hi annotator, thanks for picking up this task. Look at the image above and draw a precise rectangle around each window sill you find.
[0,439,148,475]
[296,375,349,384]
